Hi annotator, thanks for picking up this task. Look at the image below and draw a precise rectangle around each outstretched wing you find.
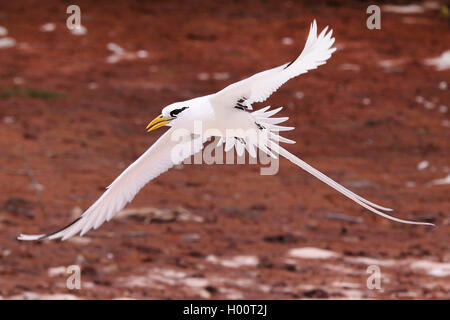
[18,129,205,241]
[210,20,336,109]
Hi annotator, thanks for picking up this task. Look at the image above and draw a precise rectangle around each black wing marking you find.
[234,97,250,111]
[284,55,299,70]
[32,216,83,241]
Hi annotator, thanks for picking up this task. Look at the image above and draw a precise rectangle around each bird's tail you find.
[252,105,295,156]
[266,139,435,226]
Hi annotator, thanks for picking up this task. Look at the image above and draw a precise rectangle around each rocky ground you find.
[0,0,449,299]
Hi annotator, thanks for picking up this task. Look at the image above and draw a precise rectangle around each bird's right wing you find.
[210,20,336,109]
[18,129,205,241]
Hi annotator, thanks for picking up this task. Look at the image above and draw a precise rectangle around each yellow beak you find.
[146,114,171,132]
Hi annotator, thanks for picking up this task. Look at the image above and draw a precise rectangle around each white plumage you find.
[18,21,433,241]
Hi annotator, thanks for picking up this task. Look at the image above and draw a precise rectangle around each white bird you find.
[18,21,433,241]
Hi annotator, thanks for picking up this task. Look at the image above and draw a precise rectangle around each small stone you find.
[40,23,56,32]
[282,37,293,45]
[180,233,201,242]
[0,37,16,49]
[88,82,98,90]
[415,96,425,104]
[438,81,447,90]
[48,266,67,277]
[293,91,304,99]
[107,43,124,54]
[197,72,209,81]
[71,25,87,36]
[289,247,339,259]
[0,26,7,36]
[362,98,371,106]
[3,116,15,124]
[137,50,148,58]
[417,160,429,170]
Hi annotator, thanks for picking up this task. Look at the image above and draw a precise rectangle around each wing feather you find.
[18,129,205,241]
[210,20,336,108]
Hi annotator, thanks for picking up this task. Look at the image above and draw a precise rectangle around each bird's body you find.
[167,96,256,134]
[18,21,433,241]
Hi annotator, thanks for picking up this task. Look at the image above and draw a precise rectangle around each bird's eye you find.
[169,106,189,118]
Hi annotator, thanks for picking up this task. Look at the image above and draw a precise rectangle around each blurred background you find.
[0,0,448,299]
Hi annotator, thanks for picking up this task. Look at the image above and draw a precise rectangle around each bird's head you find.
[146,103,190,132]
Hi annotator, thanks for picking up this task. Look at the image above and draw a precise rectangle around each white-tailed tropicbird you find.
[18,21,433,241]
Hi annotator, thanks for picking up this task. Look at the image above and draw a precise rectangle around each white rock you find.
[332,281,361,289]
[137,50,148,58]
[13,77,24,85]
[88,82,98,90]
[158,268,186,279]
[15,292,39,300]
[106,54,120,64]
[71,25,87,36]
[259,284,271,293]
[425,50,450,71]
[107,42,124,54]
[383,4,426,14]
[207,255,259,268]
[282,37,293,46]
[67,236,91,245]
[429,174,450,186]
[223,255,258,268]
[212,72,230,80]
[40,23,56,32]
[48,266,67,277]
[0,37,16,48]
[424,101,435,109]
[197,72,210,81]
[293,91,304,99]
[3,116,15,124]
[42,294,80,300]
[340,289,365,299]
[417,160,429,170]
[415,96,425,104]
[410,260,450,277]
[362,98,371,106]
[29,182,44,191]
[0,26,8,36]
[183,277,209,287]
[289,247,338,259]
[339,63,360,71]
[378,59,405,69]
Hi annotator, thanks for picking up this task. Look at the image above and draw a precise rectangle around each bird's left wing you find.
[210,20,335,109]
[18,129,205,241]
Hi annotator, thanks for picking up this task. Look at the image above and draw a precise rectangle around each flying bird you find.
[18,21,433,241]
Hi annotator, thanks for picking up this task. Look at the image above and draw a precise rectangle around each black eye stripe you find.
[170,106,189,118]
